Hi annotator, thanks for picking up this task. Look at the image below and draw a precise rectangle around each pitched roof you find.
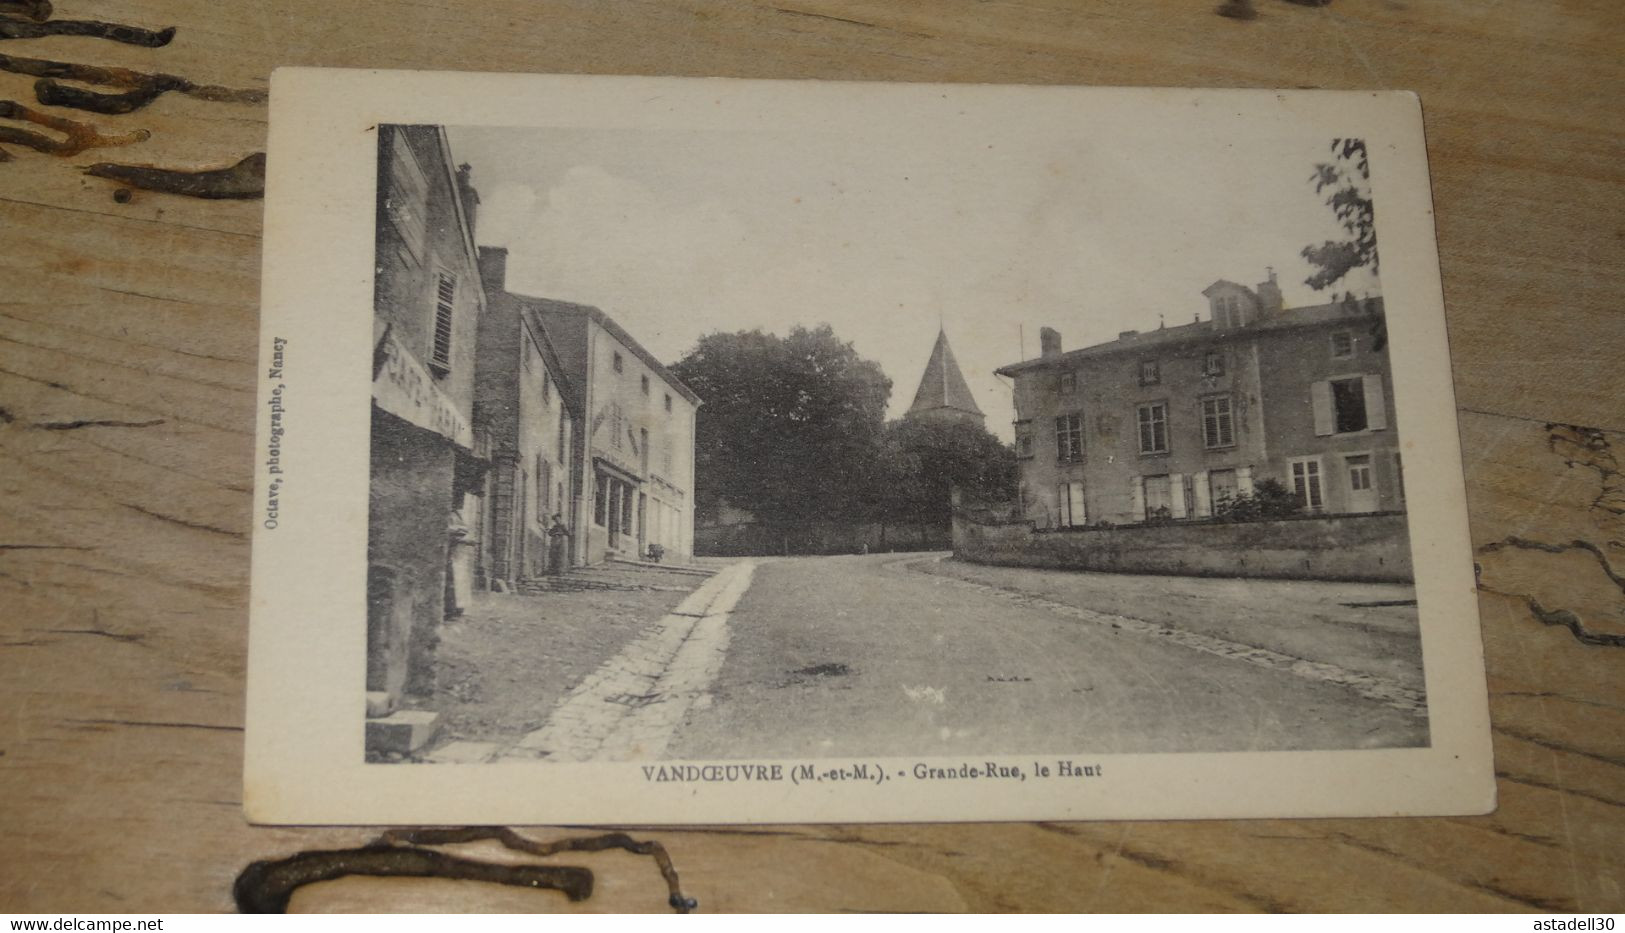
[995,296,1384,376]
[907,329,984,419]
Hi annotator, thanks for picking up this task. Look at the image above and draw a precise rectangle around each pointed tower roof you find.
[906,329,984,423]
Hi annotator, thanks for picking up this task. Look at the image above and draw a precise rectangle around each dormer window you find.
[1059,372,1076,394]
[1203,351,1224,376]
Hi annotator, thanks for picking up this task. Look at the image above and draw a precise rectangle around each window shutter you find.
[1131,476,1146,522]
[1311,380,1334,436]
[1168,473,1187,518]
[1193,471,1211,518]
[1069,483,1087,526]
[1237,465,1254,497]
[1056,484,1070,527]
[1363,375,1388,430]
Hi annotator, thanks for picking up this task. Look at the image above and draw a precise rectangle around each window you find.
[594,475,607,526]
[1059,372,1077,394]
[1347,454,1373,492]
[1331,377,1368,433]
[662,434,673,475]
[641,374,650,395]
[430,270,456,372]
[1015,425,1034,459]
[1057,482,1086,527]
[558,415,568,461]
[1138,359,1160,386]
[610,403,624,449]
[1201,395,1234,448]
[1290,458,1324,511]
[613,351,623,373]
[1136,402,1168,454]
[640,426,649,474]
[1208,468,1239,509]
[1394,452,1405,501]
[1330,330,1355,358]
[1143,474,1172,518]
[1055,413,1083,462]
[1312,375,1387,436]
[1203,350,1224,376]
[664,393,673,413]
[537,455,551,520]
[541,369,551,403]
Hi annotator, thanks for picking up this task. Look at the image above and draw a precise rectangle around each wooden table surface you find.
[2,0,1621,914]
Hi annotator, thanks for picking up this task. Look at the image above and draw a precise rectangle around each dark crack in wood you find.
[0,99,147,156]
[377,828,697,913]
[31,418,166,430]
[1547,422,1625,520]
[1477,536,1625,595]
[85,152,264,200]
[0,17,173,47]
[234,845,593,913]
[0,0,53,23]
[1478,583,1625,648]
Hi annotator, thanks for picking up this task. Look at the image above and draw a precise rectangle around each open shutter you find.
[1168,473,1187,518]
[1056,484,1070,527]
[1068,483,1087,526]
[1237,465,1254,497]
[1363,375,1388,430]
[1311,380,1334,436]
[1193,470,1211,518]
[1131,476,1146,523]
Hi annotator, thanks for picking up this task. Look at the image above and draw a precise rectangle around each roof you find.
[907,329,984,419]
[518,296,703,407]
[995,296,1384,376]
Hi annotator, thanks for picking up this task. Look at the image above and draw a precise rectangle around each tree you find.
[872,417,1016,525]
[1301,138,1377,292]
[670,325,892,528]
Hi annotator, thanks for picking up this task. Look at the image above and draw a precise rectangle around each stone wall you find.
[953,510,1414,583]
[698,520,951,557]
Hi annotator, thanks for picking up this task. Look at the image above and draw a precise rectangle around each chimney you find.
[477,245,508,291]
[1256,266,1284,315]
[455,163,480,237]
[1039,327,1062,359]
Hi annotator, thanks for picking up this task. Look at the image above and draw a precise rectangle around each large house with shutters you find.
[995,270,1403,529]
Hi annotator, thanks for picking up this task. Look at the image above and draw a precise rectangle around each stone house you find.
[480,257,702,565]
[473,246,578,588]
[367,125,488,714]
[997,270,1403,528]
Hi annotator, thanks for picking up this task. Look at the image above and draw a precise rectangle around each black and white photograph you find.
[247,72,1492,824]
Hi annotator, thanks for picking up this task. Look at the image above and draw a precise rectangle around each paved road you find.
[665,553,1429,760]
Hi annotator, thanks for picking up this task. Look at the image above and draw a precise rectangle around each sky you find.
[447,124,1380,441]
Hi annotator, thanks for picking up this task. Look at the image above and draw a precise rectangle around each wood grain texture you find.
[2,0,1622,913]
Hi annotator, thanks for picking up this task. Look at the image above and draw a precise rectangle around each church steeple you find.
[905,328,984,425]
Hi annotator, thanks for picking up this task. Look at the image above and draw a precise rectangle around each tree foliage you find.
[1211,478,1301,522]
[670,325,892,527]
[671,325,1015,531]
[871,416,1016,525]
[1301,138,1378,292]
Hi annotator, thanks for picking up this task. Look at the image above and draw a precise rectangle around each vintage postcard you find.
[246,70,1493,824]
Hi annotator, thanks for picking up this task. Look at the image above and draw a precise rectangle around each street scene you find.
[408,552,1424,764]
[361,122,1426,763]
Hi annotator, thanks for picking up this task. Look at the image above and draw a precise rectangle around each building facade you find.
[480,263,702,566]
[367,125,488,711]
[998,271,1402,529]
[473,247,578,589]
